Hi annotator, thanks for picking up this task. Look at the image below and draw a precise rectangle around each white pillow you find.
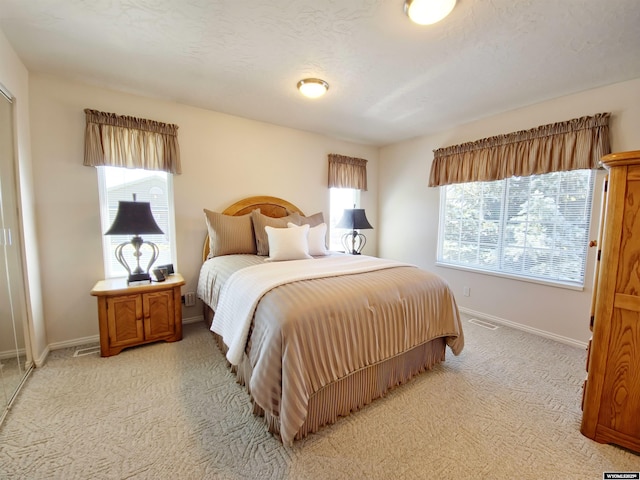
[265,224,312,261]
[288,222,328,256]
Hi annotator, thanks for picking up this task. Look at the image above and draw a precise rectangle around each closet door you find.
[0,88,30,419]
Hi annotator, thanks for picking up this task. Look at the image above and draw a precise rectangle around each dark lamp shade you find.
[104,201,164,236]
[336,209,373,230]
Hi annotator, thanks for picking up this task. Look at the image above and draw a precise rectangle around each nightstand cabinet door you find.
[143,290,175,341]
[106,294,145,349]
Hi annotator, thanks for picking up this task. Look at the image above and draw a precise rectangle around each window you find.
[437,169,595,287]
[329,187,359,251]
[98,166,176,278]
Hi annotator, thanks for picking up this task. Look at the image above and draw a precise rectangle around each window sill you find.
[434,261,585,291]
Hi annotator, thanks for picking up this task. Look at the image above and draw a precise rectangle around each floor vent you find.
[469,318,499,330]
[73,345,100,357]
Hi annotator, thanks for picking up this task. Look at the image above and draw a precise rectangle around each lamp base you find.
[127,272,151,285]
[341,231,367,255]
[114,236,160,281]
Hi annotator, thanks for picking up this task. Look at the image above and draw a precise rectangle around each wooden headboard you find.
[202,195,305,261]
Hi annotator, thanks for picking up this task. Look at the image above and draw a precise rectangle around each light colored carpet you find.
[1,316,639,479]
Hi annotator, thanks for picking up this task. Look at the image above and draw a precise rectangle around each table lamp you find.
[336,208,373,255]
[104,194,163,283]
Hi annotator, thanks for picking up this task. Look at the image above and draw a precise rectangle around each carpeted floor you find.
[1,316,639,479]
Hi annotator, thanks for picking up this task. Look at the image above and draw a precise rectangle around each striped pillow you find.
[251,210,301,256]
[204,209,256,258]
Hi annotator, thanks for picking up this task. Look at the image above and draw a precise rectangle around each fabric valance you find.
[83,109,182,174]
[328,154,368,191]
[428,113,610,187]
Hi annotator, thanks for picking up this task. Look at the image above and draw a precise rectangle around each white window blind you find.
[437,169,595,286]
[329,188,359,251]
[98,166,176,278]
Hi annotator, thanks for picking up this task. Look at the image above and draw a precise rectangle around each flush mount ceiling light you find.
[404,0,456,25]
[297,78,329,98]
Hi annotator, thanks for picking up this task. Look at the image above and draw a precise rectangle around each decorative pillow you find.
[287,209,325,227]
[203,209,256,257]
[265,224,312,261]
[288,222,328,256]
[251,210,302,256]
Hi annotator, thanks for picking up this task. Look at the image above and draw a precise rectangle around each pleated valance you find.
[328,154,368,191]
[83,109,182,174]
[428,113,611,187]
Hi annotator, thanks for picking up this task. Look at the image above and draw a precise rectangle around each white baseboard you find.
[458,306,588,350]
[41,315,205,364]
[33,345,50,368]
[0,347,28,361]
[33,311,584,367]
[48,334,100,352]
[183,314,204,325]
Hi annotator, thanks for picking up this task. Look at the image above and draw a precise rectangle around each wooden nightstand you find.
[90,273,185,357]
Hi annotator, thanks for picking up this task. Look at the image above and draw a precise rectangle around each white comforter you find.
[210,255,410,365]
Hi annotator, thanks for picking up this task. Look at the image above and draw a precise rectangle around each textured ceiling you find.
[1,0,639,146]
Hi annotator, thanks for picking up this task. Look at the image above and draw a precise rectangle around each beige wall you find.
[7,34,640,351]
[379,78,640,345]
[28,74,379,347]
[0,31,47,364]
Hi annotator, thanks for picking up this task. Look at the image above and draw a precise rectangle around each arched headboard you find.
[202,195,305,261]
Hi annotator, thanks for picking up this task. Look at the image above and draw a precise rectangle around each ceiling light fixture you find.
[404,0,456,25]
[297,78,329,99]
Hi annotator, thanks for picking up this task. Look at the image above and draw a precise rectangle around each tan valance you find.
[83,109,182,174]
[328,154,368,190]
[428,113,610,187]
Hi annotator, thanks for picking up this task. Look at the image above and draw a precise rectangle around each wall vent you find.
[469,318,499,330]
[73,345,100,357]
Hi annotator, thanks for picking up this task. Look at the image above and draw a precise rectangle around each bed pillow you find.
[265,224,312,261]
[288,222,328,256]
[251,210,302,256]
[204,209,256,257]
[290,210,325,227]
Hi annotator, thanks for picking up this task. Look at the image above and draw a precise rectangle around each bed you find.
[197,196,464,445]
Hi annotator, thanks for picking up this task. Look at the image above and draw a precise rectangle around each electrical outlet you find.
[185,292,197,307]
[463,286,470,297]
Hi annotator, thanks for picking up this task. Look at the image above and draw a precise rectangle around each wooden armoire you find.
[581,149,640,453]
